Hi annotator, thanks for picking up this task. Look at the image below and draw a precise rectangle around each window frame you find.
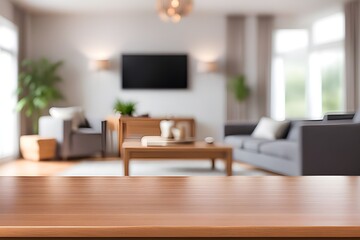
[271,12,345,120]
[0,16,19,161]
[271,29,310,120]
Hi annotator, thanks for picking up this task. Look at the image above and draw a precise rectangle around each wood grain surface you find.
[0,176,360,237]
[118,117,196,156]
[122,141,231,149]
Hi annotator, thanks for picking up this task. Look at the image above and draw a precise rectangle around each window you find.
[313,13,345,45]
[272,30,308,120]
[271,13,345,120]
[308,49,344,118]
[0,18,18,160]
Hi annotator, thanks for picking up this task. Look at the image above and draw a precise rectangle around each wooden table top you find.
[122,141,232,150]
[1,176,360,238]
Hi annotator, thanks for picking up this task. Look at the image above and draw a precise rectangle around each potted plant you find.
[16,58,64,133]
[229,75,250,102]
[113,99,137,116]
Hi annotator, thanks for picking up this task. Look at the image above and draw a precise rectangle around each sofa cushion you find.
[224,135,252,148]
[259,140,298,161]
[243,138,273,152]
[353,110,360,123]
[75,128,101,134]
[252,117,290,140]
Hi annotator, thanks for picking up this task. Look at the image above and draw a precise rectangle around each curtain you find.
[13,4,31,135]
[257,15,274,118]
[226,15,246,121]
[344,0,359,112]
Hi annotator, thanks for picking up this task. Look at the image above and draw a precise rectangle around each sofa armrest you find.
[301,123,360,175]
[101,120,107,157]
[224,123,257,137]
[39,116,72,158]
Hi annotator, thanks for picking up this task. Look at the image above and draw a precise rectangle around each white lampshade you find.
[90,59,110,71]
[197,61,218,73]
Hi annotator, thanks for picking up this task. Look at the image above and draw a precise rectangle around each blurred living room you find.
[1,0,360,238]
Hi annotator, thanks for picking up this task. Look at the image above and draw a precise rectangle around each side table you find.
[20,135,57,161]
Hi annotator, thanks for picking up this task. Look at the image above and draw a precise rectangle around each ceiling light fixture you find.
[157,0,193,23]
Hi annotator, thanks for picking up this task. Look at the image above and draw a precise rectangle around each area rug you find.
[57,159,271,176]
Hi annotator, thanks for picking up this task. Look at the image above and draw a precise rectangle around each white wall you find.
[0,0,14,21]
[28,13,226,140]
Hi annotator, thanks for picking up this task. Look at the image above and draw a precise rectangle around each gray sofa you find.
[39,116,106,159]
[224,114,360,176]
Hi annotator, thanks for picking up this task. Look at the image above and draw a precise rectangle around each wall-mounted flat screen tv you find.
[122,54,188,89]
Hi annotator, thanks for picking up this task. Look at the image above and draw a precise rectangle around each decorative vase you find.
[160,120,175,139]
[172,126,186,140]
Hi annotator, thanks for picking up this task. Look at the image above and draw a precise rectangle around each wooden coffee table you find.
[122,141,233,176]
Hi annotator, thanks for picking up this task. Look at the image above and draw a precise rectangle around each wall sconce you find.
[197,61,219,73]
[89,59,110,71]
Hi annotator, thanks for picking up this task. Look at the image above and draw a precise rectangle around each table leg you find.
[226,150,232,176]
[211,159,216,170]
[123,151,130,176]
[109,131,114,153]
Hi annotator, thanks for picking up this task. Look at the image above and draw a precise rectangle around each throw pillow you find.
[49,107,86,130]
[353,110,360,123]
[78,118,91,128]
[252,117,290,140]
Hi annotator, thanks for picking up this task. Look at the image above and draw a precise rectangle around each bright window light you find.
[312,13,345,45]
[0,52,18,158]
[274,30,308,54]
[0,19,18,160]
[271,57,286,120]
[308,53,323,119]
[0,26,17,51]
[271,12,345,120]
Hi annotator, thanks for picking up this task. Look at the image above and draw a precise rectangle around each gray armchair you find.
[39,116,106,159]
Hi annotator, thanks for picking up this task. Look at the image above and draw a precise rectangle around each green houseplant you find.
[16,58,64,133]
[229,75,250,102]
[113,99,137,116]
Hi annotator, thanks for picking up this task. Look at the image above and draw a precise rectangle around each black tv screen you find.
[122,54,188,89]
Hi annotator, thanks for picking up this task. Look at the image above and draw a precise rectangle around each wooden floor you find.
[0,158,270,176]
[0,159,77,176]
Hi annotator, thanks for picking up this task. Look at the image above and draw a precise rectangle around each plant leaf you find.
[16,58,65,118]
[16,98,28,112]
[229,75,250,102]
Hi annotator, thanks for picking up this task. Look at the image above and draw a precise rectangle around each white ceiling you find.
[12,0,346,15]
